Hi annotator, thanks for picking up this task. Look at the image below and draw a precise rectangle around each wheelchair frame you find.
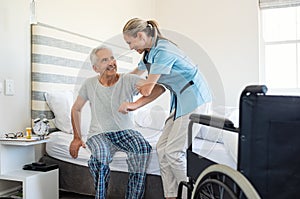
[178,85,300,199]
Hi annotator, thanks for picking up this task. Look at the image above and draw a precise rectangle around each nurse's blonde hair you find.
[123,18,166,40]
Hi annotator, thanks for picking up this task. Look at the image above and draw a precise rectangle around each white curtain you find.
[259,0,300,9]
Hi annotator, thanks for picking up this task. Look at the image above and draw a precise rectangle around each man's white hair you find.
[90,45,112,66]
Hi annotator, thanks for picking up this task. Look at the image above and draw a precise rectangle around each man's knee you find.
[137,141,152,155]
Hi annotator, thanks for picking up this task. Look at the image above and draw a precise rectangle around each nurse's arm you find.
[137,74,161,96]
[130,67,146,76]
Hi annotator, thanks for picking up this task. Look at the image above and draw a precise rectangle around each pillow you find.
[223,130,238,164]
[197,126,224,143]
[196,106,239,143]
[211,106,239,127]
[134,105,168,131]
[44,91,74,134]
[80,103,91,136]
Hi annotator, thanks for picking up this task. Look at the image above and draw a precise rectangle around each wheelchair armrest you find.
[189,114,239,133]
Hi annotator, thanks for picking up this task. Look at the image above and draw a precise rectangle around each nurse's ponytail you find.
[123,18,168,41]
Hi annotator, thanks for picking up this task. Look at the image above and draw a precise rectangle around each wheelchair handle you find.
[241,85,268,97]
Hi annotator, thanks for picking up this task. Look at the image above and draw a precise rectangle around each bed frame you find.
[40,155,163,198]
[31,22,164,198]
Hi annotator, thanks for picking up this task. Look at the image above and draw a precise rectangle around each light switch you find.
[5,79,15,96]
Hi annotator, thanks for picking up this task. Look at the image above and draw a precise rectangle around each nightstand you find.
[0,139,58,199]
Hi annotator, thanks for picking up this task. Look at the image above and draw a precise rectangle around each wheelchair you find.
[178,85,300,199]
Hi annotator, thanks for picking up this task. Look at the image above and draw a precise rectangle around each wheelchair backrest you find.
[238,86,300,199]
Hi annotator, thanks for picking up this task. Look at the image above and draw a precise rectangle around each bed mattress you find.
[46,127,237,176]
[46,127,162,175]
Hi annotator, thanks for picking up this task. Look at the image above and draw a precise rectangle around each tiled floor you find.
[59,191,94,199]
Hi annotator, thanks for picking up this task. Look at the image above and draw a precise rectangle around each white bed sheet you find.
[46,127,237,177]
[193,136,237,170]
[46,127,162,175]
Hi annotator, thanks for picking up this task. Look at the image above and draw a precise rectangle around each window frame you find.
[259,5,300,95]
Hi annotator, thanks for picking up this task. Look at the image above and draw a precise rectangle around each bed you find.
[40,117,166,198]
[40,125,238,198]
[31,22,239,198]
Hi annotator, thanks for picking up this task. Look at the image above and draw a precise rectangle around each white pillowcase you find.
[223,130,238,164]
[134,105,168,131]
[80,103,91,136]
[197,126,224,143]
[45,90,91,136]
[196,106,239,143]
[44,91,74,134]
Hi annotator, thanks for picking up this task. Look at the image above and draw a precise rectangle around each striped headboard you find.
[31,23,138,131]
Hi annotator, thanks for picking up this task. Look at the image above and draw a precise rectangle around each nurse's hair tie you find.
[147,21,153,29]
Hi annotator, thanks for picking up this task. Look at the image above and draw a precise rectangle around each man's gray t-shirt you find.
[78,73,142,137]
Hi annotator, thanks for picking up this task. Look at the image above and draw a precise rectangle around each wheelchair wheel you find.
[192,164,260,199]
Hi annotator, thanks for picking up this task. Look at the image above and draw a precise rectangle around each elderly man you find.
[69,45,165,199]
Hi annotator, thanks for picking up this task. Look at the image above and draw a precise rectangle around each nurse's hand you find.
[118,102,136,114]
[137,83,155,96]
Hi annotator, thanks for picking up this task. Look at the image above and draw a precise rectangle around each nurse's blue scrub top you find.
[138,38,212,119]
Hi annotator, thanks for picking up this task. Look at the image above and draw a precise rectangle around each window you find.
[260,1,300,94]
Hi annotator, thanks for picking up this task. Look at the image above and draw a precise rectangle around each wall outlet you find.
[5,79,15,96]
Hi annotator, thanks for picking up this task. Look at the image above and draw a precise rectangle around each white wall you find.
[0,0,31,192]
[0,0,31,133]
[0,0,259,192]
[36,0,156,41]
[157,0,259,106]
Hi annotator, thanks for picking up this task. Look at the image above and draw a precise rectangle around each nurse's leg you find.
[165,103,211,197]
[157,113,178,198]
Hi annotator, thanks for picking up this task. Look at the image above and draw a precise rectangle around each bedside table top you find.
[0,137,49,146]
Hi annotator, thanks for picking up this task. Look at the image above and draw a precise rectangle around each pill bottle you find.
[26,127,32,139]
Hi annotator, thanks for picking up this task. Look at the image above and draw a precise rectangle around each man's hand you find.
[69,138,86,159]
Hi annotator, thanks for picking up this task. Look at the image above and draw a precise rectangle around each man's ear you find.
[92,65,98,72]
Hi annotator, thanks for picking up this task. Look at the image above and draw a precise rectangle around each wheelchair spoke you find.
[191,165,261,199]
[194,178,237,199]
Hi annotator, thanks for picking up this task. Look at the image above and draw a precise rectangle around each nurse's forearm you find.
[130,67,145,76]
[138,74,161,96]
[133,84,165,109]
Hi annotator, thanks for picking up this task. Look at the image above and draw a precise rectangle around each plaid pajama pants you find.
[86,129,152,199]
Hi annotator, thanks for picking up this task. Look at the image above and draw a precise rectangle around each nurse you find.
[123,18,212,199]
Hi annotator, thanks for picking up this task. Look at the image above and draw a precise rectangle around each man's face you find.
[93,48,117,76]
